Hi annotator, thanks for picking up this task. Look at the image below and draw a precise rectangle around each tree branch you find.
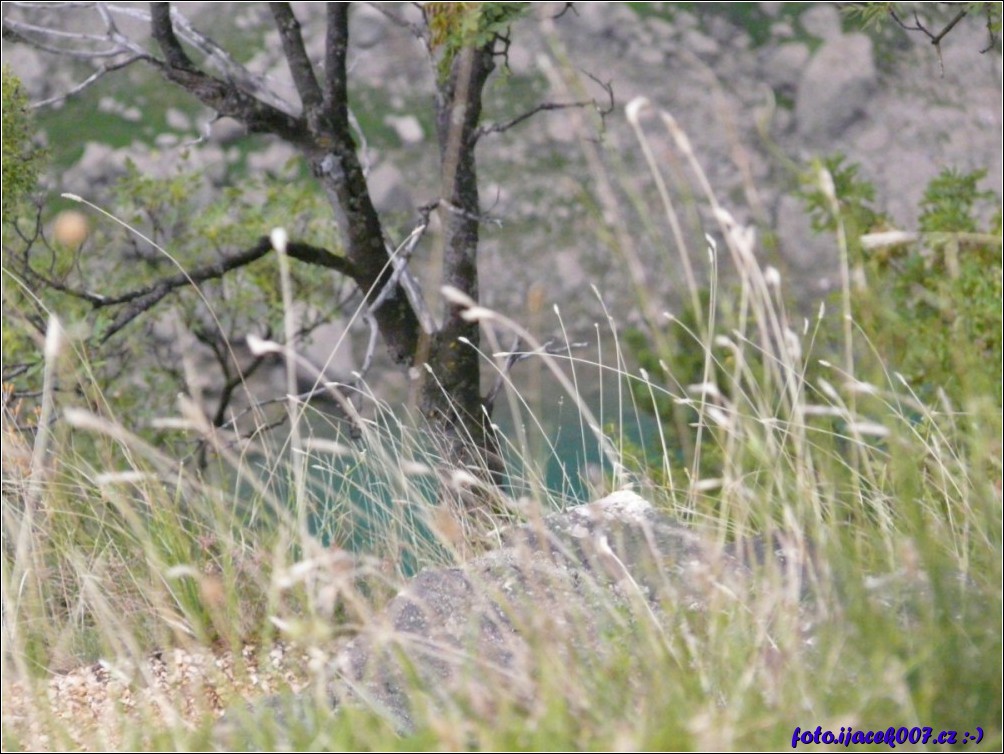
[31,54,146,109]
[158,4,299,115]
[888,4,971,72]
[927,6,969,46]
[324,2,350,130]
[2,26,118,58]
[552,3,577,20]
[150,1,196,71]
[269,3,324,117]
[483,337,588,415]
[99,237,352,342]
[475,73,614,142]
[891,5,967,46]
[3,3,298,115]
[3,17,119,50]
[376,224,436,334]
[5,1,428,407]
[148,2,310,144]
[365,2,428,43]
[477,99,590,140]
[10,231,353,344]
[117,236,352,301]
[308,2,422,365]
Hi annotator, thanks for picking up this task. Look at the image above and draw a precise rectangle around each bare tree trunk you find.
[419,41,501,477]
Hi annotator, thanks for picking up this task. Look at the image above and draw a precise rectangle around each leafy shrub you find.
[802,159,1002,405]
[1,68,45,223]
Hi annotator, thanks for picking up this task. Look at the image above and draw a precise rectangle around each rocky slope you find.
[6,2,1000,320]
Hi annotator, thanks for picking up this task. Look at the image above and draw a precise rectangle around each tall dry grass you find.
[2,95,1000,750]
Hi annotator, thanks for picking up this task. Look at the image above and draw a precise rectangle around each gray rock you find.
[154,133,179,149]
[367,161,412,213]
[505,39,535,75]
[573,2,627,37]
[384,114,425,146]
[771,20,794,40]
[856,123,891,152]
[646,16,676,43]
[329,491,808,730]
[61,142,125,195]
[246,140,299,177]
[795,34,876,143]
[763,42,810,92]
[209,117,246,145]
[3,45,76,102]
[165,107,191,132]
[97,96,121,115]
[545,110,578,143]
[772,107,794,134]
[682,28,719,59]
[349,5,387,49]
[799,4,842,42]
[553,248,588,291]
[97,96,143,122]
[635,42,665,66]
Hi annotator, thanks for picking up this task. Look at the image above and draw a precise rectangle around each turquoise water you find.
[282,372,665,574]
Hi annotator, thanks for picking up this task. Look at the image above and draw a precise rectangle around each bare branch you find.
[69,3,299,114]
[5,2,98,9]
[99,238,352,342]
[269,3,324,116]
[6,0,420,367]
[150,1,195,71]
[2,16,116,45]
[357,309,381,384]
[2,16,131,57]
[113,236,351,301]
[11,232,354,344]
[889,4,971,72]
[30,54,145,108]
[366,2,427,42]
[582,70,616,114]
[476,98,593,140]
[4,3,294,115]
[162,5,299,115]
[371,208,437,334]
[926,6,969,46]
[145,3,310,142]
[552,3,577,20]
[982,1,1001,53]
[219,377,366,439]
[474,73,614,141]
[324,2,350,129]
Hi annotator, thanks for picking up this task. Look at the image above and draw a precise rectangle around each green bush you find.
[802,159,1002,405]
[1,68,45,224]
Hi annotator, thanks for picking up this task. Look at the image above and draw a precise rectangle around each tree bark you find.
[420,41,500,475]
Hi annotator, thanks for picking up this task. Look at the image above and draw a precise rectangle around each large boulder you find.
[327,491,809,730]
[795,34,877,144]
